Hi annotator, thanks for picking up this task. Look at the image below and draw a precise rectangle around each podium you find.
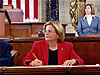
[0,9,11,37]
[7,9,23,22]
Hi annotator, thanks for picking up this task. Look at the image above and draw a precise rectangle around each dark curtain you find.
[46,0,59,21]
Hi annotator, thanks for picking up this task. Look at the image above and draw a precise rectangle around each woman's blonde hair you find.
[84,4,95,15]
[43,21,65,42]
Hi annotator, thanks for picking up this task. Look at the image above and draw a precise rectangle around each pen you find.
[33,53,38,59]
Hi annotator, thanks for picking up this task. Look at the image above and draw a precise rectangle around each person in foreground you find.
[22,21,84,66]
[77,4,100,37]
[0,39,13,66]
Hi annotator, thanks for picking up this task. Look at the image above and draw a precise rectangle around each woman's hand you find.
[63,59,77,66]
[29,59,42,66]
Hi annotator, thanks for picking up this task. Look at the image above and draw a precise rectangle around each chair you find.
[10,50,19,65]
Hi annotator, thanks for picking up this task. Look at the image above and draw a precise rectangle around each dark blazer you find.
[77,16,100,37]
[0,39,13,66]
[22,40,84,65]
[0,0,2,8]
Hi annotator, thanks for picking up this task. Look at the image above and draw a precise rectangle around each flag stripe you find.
[12,0,16,8]
[29,0,34,19]
[8,0,12,4]
[16,0,20,9]
[34,0,38,19]
[21,0,25,21]
[3,0,38,21]
[25,0,29,19]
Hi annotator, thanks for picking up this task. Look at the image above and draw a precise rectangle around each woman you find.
[22,21,84,66]
[77,4,100,37]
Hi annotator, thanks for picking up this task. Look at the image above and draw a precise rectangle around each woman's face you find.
[44,25,59,42]
[85,5,92,15]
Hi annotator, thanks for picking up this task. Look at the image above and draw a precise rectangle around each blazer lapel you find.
[42,41,49,65]
[58,43,64,64]
[83,19,89,26]
[90,17,96,27]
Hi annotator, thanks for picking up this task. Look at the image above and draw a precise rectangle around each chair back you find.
[10,50,19,65]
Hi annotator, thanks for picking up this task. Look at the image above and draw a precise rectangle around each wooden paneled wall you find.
[10,22,67,37]
[10,22,45,37]
[0,10,10,37]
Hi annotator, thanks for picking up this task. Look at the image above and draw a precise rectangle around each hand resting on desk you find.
[63,59,77,66]
[29,59,77,66]
[29,59,42,66]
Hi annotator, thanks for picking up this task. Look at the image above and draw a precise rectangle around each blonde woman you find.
[22,21,84,66]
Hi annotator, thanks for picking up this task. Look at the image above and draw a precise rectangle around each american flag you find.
[2,0,38,21]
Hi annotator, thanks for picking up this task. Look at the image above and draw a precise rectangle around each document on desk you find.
[6,65,77,69]
[77,65,100,67]
[6,65,100,69]
[37,65,78,68]
[38,65,100,68]
[38,65,66,68]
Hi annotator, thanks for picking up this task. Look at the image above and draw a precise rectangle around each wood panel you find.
[10,25,32,37]
[0,13,10,37]
[32,25,43,34]
[10,22,67,37]
[32,22,45,34]
[8,37,100,65]
[10,43,33,65]
[0,13,5,36]
[73,42,100,65]
[0,66,67,75]
[0,65,100,75]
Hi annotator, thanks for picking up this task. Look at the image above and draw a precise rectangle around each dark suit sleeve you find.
[0,40,13,66]
[77,18,87,37]
[0,0,2,8]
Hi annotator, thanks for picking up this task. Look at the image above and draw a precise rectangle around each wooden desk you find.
[70,65,100,75]
[0,65,100,75]
[10,22,45,37]
[8,37,100,65]
[10,22,67,37]
[0,66,67,75]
